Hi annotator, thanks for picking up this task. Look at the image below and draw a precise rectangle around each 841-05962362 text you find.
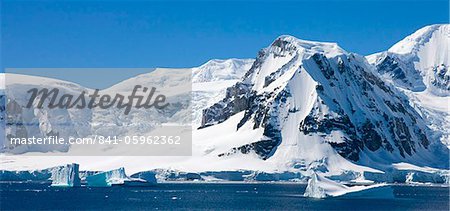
[9,135,182,146]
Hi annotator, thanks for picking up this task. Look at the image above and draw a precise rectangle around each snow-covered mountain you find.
[0,26,448,185]
[90,58,254,135]
[367,24,450,147]
[0,58,253,152]
[367,24,449,95]
[200,35,448,174]
[91,68,193,138]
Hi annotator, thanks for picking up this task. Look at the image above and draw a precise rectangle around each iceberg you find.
[50,163,81,187]
[304,173,340,198]
[303,173,394,199]
[86,167,128,187]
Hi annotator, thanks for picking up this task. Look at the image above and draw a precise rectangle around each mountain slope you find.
[367,24,450,147]
[367,24,449,95]
[201,35,449,173]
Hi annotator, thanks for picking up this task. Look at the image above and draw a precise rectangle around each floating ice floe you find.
[303,173,394,199]
[50,163,81,187]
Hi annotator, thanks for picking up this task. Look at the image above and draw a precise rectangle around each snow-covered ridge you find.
[273,35,346,57]
[367,24,450,147]
[388,24,448,55]
[244,35,347,92]
[367,24,449,95]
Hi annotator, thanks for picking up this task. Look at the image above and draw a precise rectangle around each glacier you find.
[50,163,81,187]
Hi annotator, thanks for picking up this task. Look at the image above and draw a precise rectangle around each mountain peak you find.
[270,35,346,58]
[368,24,449,96]
[201,28,448,170]
[388,24,449,55]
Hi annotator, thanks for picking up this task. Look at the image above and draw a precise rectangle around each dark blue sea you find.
[1,182,448,210]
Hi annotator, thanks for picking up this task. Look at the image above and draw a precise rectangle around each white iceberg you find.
[86,167,127,187]
[304,173,394,199]
[50,163,81,187]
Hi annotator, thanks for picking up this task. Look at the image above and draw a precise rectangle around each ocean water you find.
[0,182,448,210]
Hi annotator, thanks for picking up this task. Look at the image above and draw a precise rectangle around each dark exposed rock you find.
[376,55,406,80]
[316,84,324,92]
[393,117,414,156]
[217,88,289,159]
[218,139,279,160]
[361,68,393,94]
[431,64,450,91]
[373,54,426,91]
[200,82,253,128]
[360,120,382,151]
[312,53,335,79]
[299,103,363,161]
[414,128,430,149]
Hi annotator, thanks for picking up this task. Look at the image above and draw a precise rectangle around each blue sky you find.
[1,0,448,88]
